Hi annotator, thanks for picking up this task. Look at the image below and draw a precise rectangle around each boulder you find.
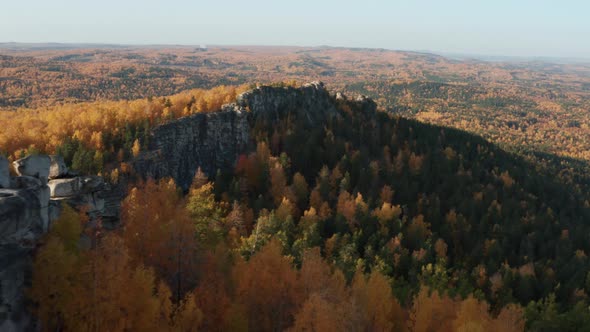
[80,176,105,193]
[10,176,42,190]
[8,176,50,211]
[0,190,27,231]
[48,178,81,198]
[49,155,68,179]
[48,176,104,198]
[12,155,51,184]
[0,187,49,241]
[303,81,324,90]
[335,92,347,100]
[0,156,8,189]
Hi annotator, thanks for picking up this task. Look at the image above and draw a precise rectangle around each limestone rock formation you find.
[49,155,68,179]
[0,183,50,242]
[237,81,339,124]
[48,176,104,198]
[0,156,8,189]
[48,177,81,197]
[133,104,249,190]
[48,176,106,217]
[133,82,347,190]
[0,154,108,329]
[0,162,53,330]
[13,155,51,184]
[2,175,51,236]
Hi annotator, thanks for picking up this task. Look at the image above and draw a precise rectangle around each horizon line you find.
[1,41,590,63]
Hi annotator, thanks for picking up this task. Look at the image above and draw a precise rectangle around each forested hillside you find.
[22,84,590,331]
[2,45,590,167]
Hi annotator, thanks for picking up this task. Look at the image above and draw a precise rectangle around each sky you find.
[1,0,589,58]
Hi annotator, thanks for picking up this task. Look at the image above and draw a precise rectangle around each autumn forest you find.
[2,44,590,332]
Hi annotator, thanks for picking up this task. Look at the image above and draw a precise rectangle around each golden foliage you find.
[234,239,299,331]
[0,85,248,158]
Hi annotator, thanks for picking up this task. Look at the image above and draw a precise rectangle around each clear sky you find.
[2,0,589,58]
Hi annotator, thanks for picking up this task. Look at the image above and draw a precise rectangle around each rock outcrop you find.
[49,176,106,218]
[0,157,52,330]
[0,156,8,189]
[0,154,108,330]
[237,81,339,124]
[13,155,51,185]
[133,105,250,190]
[49,155,68,179]
[1,177,51,237]
[133,82,347,190]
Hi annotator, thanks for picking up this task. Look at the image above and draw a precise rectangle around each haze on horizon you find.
[1,0,589,59]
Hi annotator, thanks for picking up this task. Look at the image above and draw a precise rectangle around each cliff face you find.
[237,82,339,124]
[0,156,108,330]
[132,82,350,190]
[133,105,250,190]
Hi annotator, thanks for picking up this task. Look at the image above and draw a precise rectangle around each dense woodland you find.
[2,46,590,167]
[0,85,249,176]
[17,84,590,331]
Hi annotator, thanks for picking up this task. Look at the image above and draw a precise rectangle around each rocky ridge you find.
[0,81,376,329]
[132,81,371,190]
[133,104,249,191]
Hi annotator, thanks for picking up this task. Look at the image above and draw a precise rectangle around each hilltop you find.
[3,83,590,330]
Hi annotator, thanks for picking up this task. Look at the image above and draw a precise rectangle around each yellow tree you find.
[408,288,456,332]
[29,205,82,331]
[194,247,233,332]
[352,270,405,332]
[67,235,161,332]
[299,248,347,303]
[172,294,203,332]
[451,296,491,332]
[270,162,287,206]
[226,200,246,236]
[292,172,309,206]
[186,182,224,244]
[29,237,78,331]
[121,178,199,301]
[132,138,141,157]
[289,293,347,332]
[490,304,525,332]
[191,167,209,190]
[234,239,299,331]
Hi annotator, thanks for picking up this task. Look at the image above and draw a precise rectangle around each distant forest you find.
[2,46,590,168]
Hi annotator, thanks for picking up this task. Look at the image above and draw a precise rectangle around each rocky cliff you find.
[132,82,357,190]
[0,155,108,330]
[133,104,250,191]
[237,81,339,124]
